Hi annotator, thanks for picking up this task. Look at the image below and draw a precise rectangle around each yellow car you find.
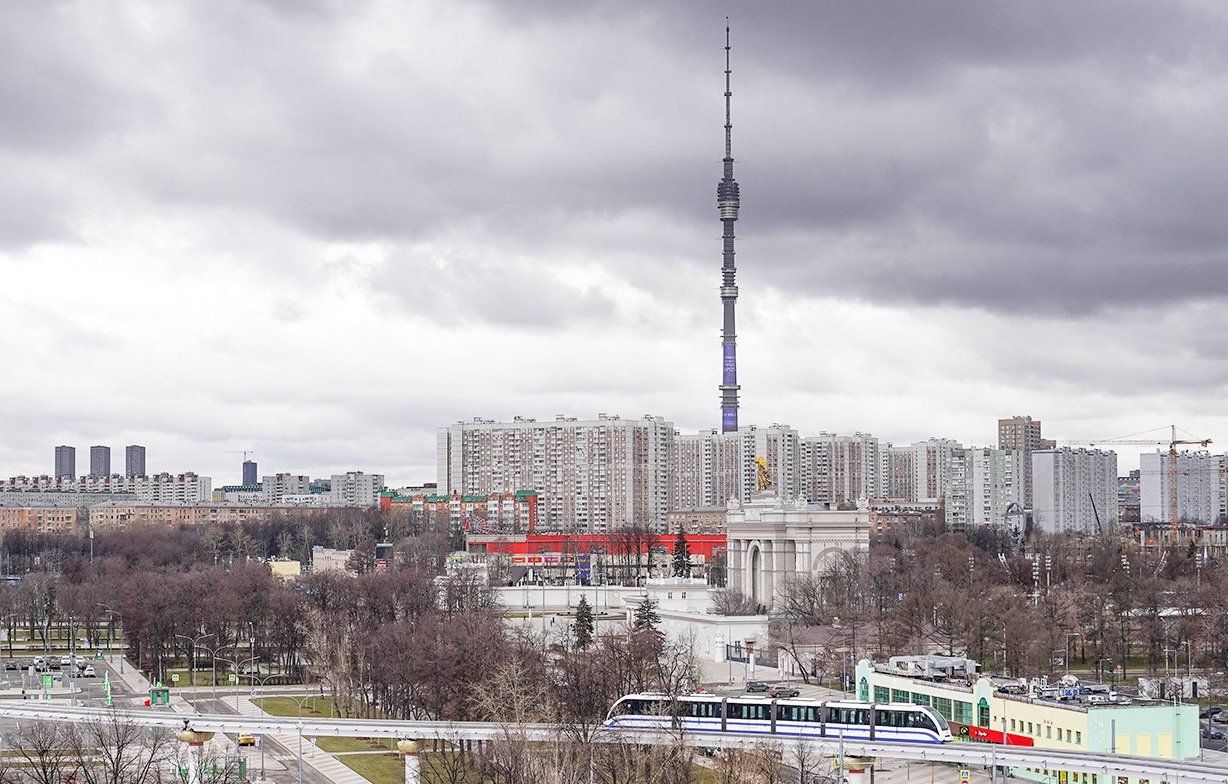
[236,734,256,747]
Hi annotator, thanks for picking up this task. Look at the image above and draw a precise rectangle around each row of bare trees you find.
[1,714,243,784]
[747,529,1228,683]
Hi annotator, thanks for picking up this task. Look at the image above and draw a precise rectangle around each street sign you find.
[170,673,180,683]
[228,673,237,683]
[959,770,971,783]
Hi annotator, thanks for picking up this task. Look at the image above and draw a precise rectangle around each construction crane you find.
[1164,425,1211,536]
[223,450,255,462]
[1059,426,1214,537]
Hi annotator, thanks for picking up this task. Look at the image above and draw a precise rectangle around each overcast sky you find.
[3,0,1228,485]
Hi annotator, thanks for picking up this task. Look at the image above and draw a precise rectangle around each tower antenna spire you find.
[724,18,732,160]
[717,20,741,432]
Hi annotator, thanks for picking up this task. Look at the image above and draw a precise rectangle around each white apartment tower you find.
[912,438,962,502]
[438,414,675,532]
[329,471,384,508]
[887,445,917,500]
[944,447,1023,531]
[801,432,888,506]
[1139,451,1226,525]
[1032,448,1118,534]
[262,473,311,504]
[672,427,755,510]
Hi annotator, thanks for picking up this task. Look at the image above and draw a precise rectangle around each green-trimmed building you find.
[856,658,1199,784]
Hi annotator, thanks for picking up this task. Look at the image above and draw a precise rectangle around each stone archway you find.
[747,544,762,607]
[811,546,848,574]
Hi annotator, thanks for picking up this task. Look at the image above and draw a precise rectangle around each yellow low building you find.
[268,560,302,581]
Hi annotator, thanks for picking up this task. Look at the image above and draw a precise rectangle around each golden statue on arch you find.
[755,455,772,492]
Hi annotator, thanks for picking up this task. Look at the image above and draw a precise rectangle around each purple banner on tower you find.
[722,408,738,430]
[722,343,737,383]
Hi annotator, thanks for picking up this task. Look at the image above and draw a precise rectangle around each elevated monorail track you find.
[0,703,1222,784]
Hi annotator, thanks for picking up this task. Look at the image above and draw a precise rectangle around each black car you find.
[1200,706,1223,720]
[3,660,18,671]
[745,681,769,693]
[1202,725,1226,740]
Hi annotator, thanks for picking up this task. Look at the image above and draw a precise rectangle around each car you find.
[34,661,49,673]
[1214,711,1228,724]
[48,659,61,670]
[768,685,801,699]
[1202,725,1226,740]
[1200,706,1222,720]
[82,666,96,678]
[59,655,71,666]
[3,660,18,671]
[745,681,770,693]
[236,734,256,747]
[73,655,85,666]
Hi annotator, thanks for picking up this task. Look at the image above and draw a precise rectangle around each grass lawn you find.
[316,737,397,753]
[336,751,403,784]
[251,695,338,718]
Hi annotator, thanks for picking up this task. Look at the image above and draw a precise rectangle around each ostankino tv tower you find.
[717,22,741,433]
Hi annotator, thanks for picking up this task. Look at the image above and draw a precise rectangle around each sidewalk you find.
[235,694,370,784]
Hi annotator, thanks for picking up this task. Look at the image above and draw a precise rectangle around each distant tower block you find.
[242,460,258,486]
[125,444,147,477]
[717,22,742,432]
[90,445,111,478]
[54,445,76,479]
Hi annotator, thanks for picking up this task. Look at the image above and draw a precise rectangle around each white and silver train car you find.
[604,693,953,744]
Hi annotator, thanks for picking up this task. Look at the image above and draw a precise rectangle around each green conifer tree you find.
[632,596,661,634]
[573,595,594,649]
[671,529,691,578]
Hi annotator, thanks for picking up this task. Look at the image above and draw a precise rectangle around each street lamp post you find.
[196,642,233,707]
[173,633,215,697]
[2,613,16,660]
[216,656,259,713]
[290,694,314,784]
[99,605,123,673]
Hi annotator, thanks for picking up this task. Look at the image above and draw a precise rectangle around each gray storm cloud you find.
[1,0,1227,480]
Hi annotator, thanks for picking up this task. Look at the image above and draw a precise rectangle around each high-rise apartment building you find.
[242,460,258,486]
[89,446,111,478]
[1032,448,1118,534]
[438,414,675,532]
[672,424,798,510]
[997,415,1056,509]
[125,445,146,477]
[1139,451,1226,525]
[801,432,888,507]
[944,447,1023,531]
[329,471,385,508]
[54,446,75,479]
[887,445,916,500]
[262,473,311,504]
[911,438,961,501]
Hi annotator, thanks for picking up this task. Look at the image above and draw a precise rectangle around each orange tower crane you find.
[1164,425,1211,536]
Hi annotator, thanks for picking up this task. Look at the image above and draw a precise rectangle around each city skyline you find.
[2,3,1228,484]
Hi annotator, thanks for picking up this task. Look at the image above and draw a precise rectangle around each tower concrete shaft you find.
[718,23,741,432]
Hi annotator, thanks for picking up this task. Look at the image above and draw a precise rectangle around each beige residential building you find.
[438,414,675,532]
[671,424,798,511]
[88,504,332,528]
[0,507,79,533]
[801,432,888,506]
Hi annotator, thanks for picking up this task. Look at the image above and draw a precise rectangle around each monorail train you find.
[603,693,954,744]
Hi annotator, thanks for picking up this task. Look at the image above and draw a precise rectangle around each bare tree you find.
[67,714,176,784]
[10,720,79,784]
[709,588,756,616]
